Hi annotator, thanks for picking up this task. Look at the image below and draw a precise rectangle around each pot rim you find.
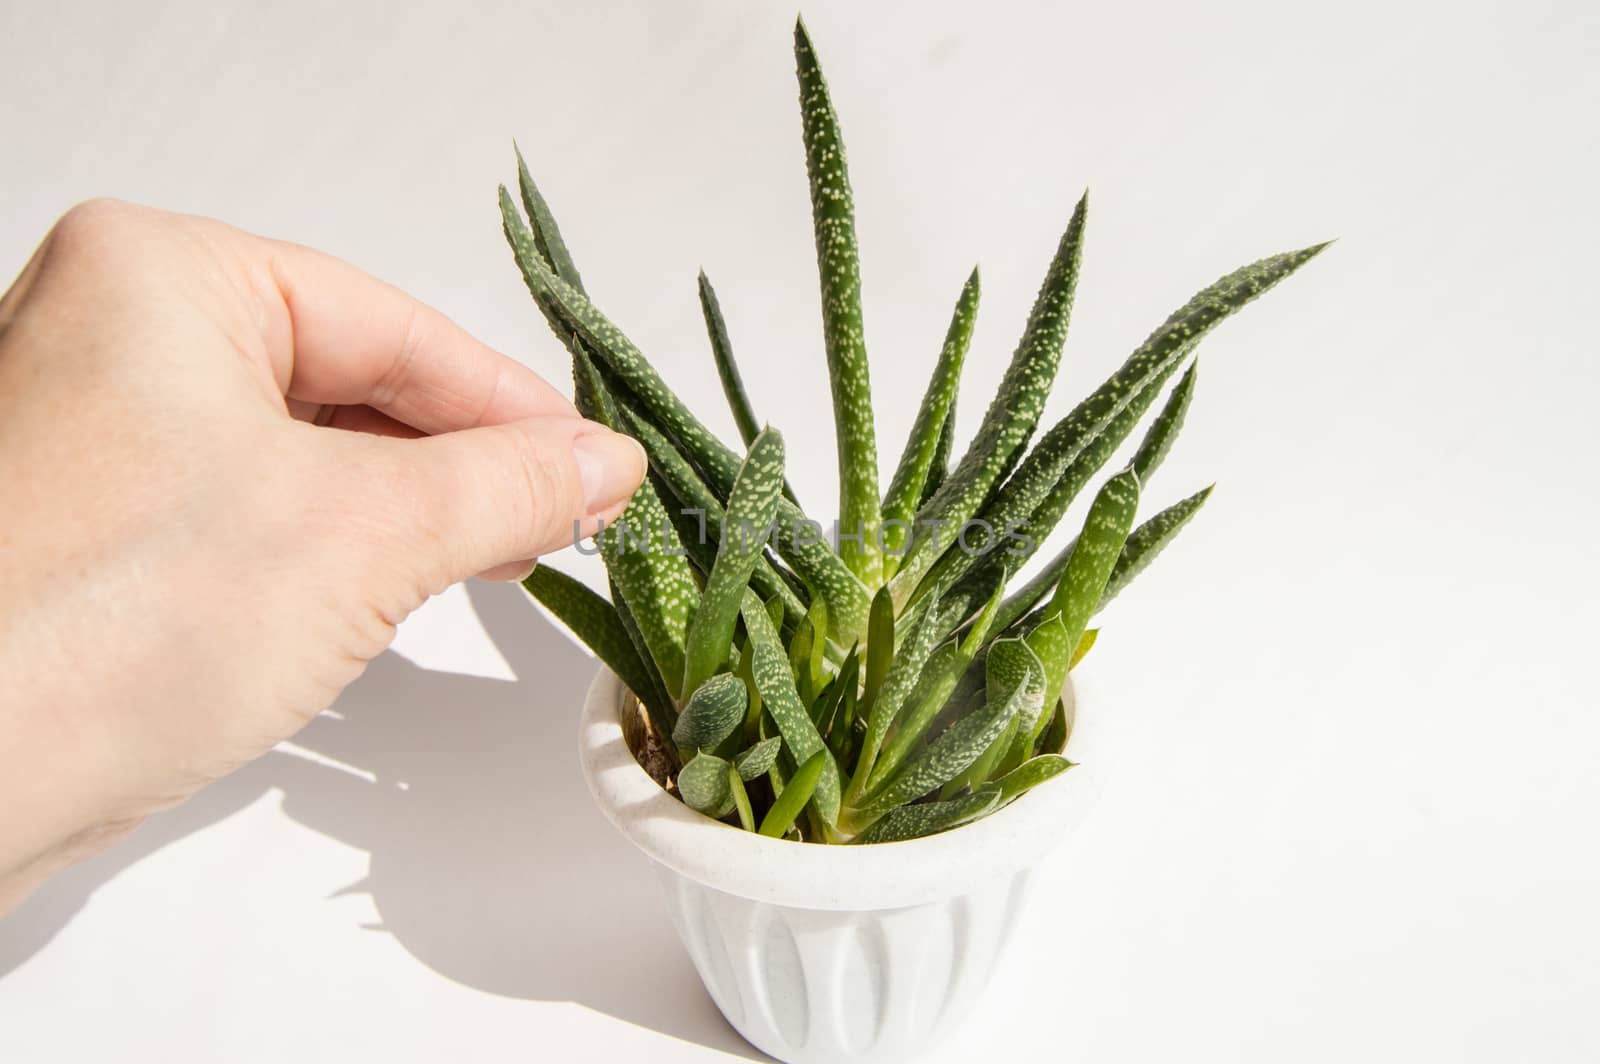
[577,666,1100,911]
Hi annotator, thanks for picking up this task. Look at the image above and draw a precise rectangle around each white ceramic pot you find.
[578,667,1098,1064]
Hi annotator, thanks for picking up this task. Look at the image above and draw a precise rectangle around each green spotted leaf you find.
[619,404,807,630]
[609,577,681,741]
[1131,360,1196,483]
[881,267,978,564]
[742,592,841,826]
[734,736,783,781]
[985,636,1047,739]
[856,638,1038,817]
[890,192,1088,605]
[795,17,881,585]
[852,786,1001,844]
[920,385,958,508]
[672,674,748,753]
[678,753,734,817]
[993,754,1074,804]
[521,565,671,737]
[513,143,585,293]
[971,356,1198,601]
[962,245,1326,596]
[559,344,697,701]
[1032,468,1140,709]
[699,271,804,507]
[941,712,1019,800]
[1101,484,1214,608]
[502,224,869,641]
[1005,482,1212,641]
[933,348,1174,599]
[868,570,1005,789]
[682,429,786,695]
[698,270,760,447]
[846,587,960,805]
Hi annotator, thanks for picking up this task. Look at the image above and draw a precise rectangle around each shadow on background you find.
[0,581,762,1060]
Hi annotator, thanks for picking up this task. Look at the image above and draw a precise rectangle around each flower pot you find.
[577,667,1098,1064]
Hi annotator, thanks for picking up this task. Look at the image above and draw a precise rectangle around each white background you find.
[3,1,1598,1060]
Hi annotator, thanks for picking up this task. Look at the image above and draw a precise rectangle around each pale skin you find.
[0,200,647,913]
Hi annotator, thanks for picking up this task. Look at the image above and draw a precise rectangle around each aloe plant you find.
[508,17,1325,844]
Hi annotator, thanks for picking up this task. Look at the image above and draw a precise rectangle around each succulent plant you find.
[507,18,1324,844]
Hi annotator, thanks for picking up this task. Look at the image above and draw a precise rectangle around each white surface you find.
[2,1,1598,1061]
[582,669,1087,1062]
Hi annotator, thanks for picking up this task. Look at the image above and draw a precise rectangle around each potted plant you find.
[506,17,1323,1063]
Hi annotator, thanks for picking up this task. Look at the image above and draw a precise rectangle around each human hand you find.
[0,200,646,911]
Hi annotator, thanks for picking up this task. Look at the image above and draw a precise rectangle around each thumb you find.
[346,415,646,593]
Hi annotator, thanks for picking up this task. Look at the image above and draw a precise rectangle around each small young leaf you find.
[682,428,786,696]
[1039,698,1070,754]
[985,637,1048,734]
[1021,615,1072,730]
[734,736,783,781]
[789,617,816,704]
[816,645,860,740]
[992,754,1075,804]
[828,681,859,763]
[737,639,762,740]
[859,586,895,713]
[1070,628,1098,668]
[852,787,1001,844]
[805,599,829,696]
[672,674,748,752]
[728,764,756,832]
[847,588,959,804]
[678,753,734,817]
[759,749,827,838]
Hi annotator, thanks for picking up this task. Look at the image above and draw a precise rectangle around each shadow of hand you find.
[1,581,761,1060]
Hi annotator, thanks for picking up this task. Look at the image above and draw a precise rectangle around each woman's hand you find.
[0,200,645,911]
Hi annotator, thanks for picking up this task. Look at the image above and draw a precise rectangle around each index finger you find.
[252,235,576,434]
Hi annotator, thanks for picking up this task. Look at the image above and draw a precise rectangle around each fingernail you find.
[573,428,647,515]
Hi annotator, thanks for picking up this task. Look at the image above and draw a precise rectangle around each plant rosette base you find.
[578,666,1102,1064]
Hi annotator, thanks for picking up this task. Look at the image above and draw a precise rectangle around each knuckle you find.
[503,426,579,546]
[370,302,427,410]
[50,198,138,249]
